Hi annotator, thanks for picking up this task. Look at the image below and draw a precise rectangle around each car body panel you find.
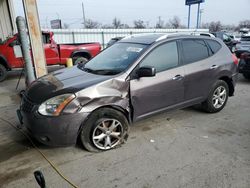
[130,66,185,121]
[19,34,238,146]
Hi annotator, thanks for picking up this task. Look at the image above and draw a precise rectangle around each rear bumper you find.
[19,109,89,146]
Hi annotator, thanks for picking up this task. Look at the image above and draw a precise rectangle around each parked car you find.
[0,31,101,81]
[17,34,238,152]
[235,35,250,58]
[238,52,250,80]
[212,32,238,52]
[106,37,124,47]
[228,34,241,42]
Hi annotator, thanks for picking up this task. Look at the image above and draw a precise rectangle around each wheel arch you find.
[219,76,234,96]
[70,50,92,60]
[0,55,10,70]
[77,105,131,137]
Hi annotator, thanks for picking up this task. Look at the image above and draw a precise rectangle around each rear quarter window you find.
[181,39,209,64]
[205,39,222,54]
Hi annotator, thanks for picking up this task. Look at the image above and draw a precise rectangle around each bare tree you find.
[201,22,210,29]
[112,17,122,29]
[133,19,146,29]
[84,19,101,29]
[102,24,113,29]
[120,24,130,29]
[239,20,250,29]
[209,21,222,32]
[169,16,181,29]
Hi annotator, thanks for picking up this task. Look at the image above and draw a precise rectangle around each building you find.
[0,0,16,42]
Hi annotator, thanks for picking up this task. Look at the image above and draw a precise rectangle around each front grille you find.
[21,95,35,113]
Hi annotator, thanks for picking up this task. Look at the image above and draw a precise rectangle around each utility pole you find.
[199,9,204,28]
[22,0,47,78]
[188,5,191,29]
[196,3,201,29]
[16,16,36,86]
[82,2,86,28]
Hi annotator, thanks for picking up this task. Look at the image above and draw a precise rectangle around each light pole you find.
[199,9,204,28]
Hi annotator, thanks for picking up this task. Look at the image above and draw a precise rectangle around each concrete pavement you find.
[0,73,249,188]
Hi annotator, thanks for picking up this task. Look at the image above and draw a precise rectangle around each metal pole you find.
[188,5,191,29]
[196,3,201,29]
[101,31,105,49]
[82,2,86,28]
[199,9,203,28]
[16,16,36,86]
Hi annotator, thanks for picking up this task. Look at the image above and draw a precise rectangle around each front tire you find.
[80,108,129,152]
[0,64,7,82]
[202,80,229,113]
[72,56,88,65]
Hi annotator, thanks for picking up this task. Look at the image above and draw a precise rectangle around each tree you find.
[169,16,181,29]
[209,21,222,32]
[112,17,122,29]
[102,24,113,29]
[84,19,101,29]
[239,20,250,29]
[133,19,146,29]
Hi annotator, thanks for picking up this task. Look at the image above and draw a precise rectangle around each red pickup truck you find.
[0,31,101,81]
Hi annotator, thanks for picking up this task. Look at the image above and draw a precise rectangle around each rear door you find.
[180,39,216,102]
[130,41,185,121]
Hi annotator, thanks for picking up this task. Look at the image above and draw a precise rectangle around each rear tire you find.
[80,108,129,152]
[202,80,229,113]
[72,56,88,65]
[0,64,7,82]
[243,73,250,80]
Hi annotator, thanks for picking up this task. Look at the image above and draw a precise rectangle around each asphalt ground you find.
[0,70,249,188]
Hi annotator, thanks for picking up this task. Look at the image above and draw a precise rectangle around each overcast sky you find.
[14,0,250,28]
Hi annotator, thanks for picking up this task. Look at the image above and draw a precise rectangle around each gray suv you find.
[18,34,238,152]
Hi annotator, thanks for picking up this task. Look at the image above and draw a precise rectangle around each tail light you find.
[232,54,238,65]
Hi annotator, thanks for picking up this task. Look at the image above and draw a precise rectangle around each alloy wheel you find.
[212,86,227,109]
[92,119,123,150]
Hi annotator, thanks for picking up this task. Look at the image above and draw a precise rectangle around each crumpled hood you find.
[26,66,114,103]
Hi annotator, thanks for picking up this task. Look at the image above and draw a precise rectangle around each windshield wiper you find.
[77,64,94,73]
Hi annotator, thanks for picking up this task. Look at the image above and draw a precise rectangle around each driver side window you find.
[140,41,179,73]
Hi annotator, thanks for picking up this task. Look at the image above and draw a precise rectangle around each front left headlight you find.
[38,94,75,116]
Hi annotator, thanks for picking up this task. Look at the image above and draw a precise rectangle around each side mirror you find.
[34,170,46,188]
[137,66,156,78]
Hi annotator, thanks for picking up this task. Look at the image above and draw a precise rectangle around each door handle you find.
[210,65,218,69]
[172,75,184,81]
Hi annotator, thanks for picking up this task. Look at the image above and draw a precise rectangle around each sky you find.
[13,0,250,29]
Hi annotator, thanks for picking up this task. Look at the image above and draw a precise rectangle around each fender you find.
[70,50,92,59]
[0,54,10,70]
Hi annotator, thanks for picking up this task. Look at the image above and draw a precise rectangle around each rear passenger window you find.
[206,40,221,54]
[140,41,179,73]
[182,39,209,64]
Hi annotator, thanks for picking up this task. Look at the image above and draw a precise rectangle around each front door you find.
[130,41,185,121]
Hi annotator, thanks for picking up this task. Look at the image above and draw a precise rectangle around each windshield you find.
[78,42,147,75]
